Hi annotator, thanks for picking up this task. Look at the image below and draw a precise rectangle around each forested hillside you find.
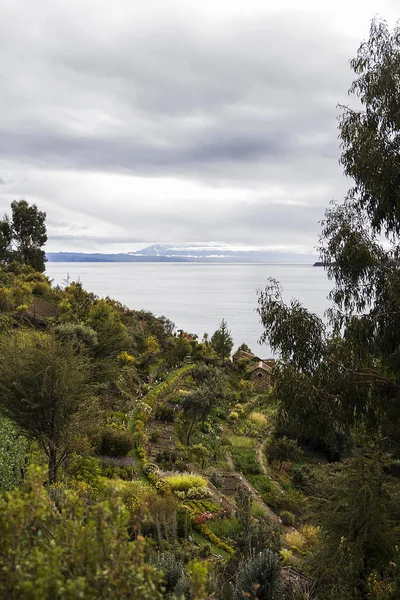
[2,17,400,600]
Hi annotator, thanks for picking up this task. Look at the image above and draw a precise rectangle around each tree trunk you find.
[186,416,196,445]
[48,447,58,484]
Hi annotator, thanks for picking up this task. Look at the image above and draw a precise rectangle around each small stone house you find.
[247,360,273,392]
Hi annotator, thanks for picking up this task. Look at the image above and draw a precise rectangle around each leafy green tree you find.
[267,436,302,471]
[182,366,225,444]
[311,450,394,600]
[257,20,400,452]
[60,281,96,322]
[235,488,253,555]
[182,388,212,445]
[238,342,252,353]
[0,217,12,264]
[211,319,233,362]
[0,200,47,271]
[11,200,47,271]
[87,299,128,357]
[190,443,209,468]
[0,330,96,483]
[256,20,400,597]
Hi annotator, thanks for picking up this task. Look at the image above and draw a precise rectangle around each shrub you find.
[55,322,98,352]
[154,552,189,596]
[279,489,307,515]
[154,405,175,422]
[208,517,241,541]
[300,524,320,551]
[246,475,282,510]
[248,412,269,428]
[142,462,160,475]
[100,457,135,481]
[280,510,295,527]
[192,521,234,555]
[229,411,239,421]
[251,501,267,519]
[165,473,207,492]
[283,530,306,553]
[282,527,319,555]
[186,486,211,499]
[67,455,102,488]
[117,351,135,364]
[149,431,160,443]
[232,549,283,600]
[0,416,29,491]
[32,281,51,296]
[115,480,154,511]
[279,548,294,565]
[99,427,134,457]
[291,464,317,493]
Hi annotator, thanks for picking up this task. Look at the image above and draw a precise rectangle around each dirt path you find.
[257,439,269,475]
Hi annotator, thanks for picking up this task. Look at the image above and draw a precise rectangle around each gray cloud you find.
[0,0,390,252]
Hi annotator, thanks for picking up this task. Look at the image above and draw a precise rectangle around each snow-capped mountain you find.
[47,243,317,263]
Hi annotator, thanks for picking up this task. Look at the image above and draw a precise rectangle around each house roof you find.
[232,350,255,359]
[247,360,273,374]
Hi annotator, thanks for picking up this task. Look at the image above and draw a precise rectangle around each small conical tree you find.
[232,549,283,600]
[211,319,233,362]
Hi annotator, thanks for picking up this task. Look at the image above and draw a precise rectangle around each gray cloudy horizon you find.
[0,0,398,254]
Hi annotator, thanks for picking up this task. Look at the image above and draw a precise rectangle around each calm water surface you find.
[46,263,332,355]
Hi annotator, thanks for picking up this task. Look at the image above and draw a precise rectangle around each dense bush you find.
[55,322,98,352]
[291,464,317,493]
[0,469,163,599]
[165,473,208,491]
[154,552,190,597]
[66,454,102,487]
[99,426,134,457]
[280,510,295,526]
[100,456,135,481]
[0,416,29,491]
[149,431,160,443]
[267,436,302,471]
[232,549,283,600]
[154,404,175,422]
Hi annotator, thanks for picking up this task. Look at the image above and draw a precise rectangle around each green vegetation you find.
[0,200,47,272]
[211,318,234,362]
[2,19,400,598]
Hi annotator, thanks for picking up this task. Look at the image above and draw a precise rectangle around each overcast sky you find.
[0,0,398,254]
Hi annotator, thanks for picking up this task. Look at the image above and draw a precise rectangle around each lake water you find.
[45,263,332,356]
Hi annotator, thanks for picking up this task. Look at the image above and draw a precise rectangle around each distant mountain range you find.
[46,244,318,264]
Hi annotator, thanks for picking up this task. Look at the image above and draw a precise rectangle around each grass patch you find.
[130,448,147,482]
[231,448,262,475]
[247,474,283,510]
[251,500,267,519]
[227,435,256,449]
[208,517,241,541]
[191,530,231,559]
